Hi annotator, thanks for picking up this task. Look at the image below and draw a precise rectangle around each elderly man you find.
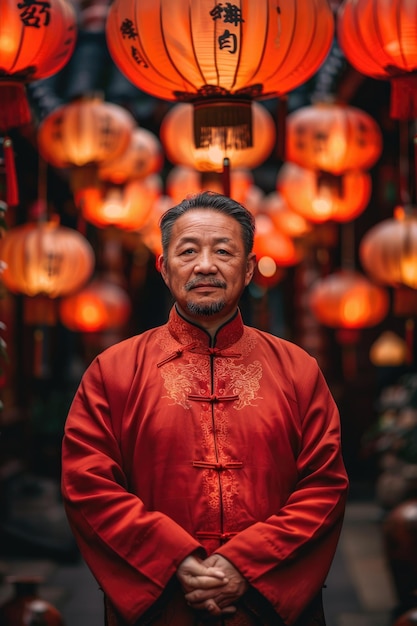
[61,191,348,626]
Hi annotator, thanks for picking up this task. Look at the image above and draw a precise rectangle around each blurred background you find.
[0,0,417,624]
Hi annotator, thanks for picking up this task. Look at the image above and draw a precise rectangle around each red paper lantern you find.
[337,0,417,120]
[261,192,312,238]
[253,214,300,268]
[0,0,76,81]
[277,162,372,223]
[160,102,275,173]
[77,175,162,231]
[106,0,334,148]
[359,207,417,289]
[0,219,95,297]
[0,0,77,206]
[98,127,163,184]
[60,278,131,333]
[285,103,382,175]
[37,96,135,169]
[140,195,174,257]
[0,0,77,129]
[309,269,389,329]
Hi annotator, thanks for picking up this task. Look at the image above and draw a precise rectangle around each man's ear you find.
[245,253,256,286]
[158,255,168,284]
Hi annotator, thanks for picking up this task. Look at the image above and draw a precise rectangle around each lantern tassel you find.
[3,136,19,207]
[0,82,32,131]
[390,75,417,121]
[193,99,253,150]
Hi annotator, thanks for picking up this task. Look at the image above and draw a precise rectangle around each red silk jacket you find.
[61,307,349,626]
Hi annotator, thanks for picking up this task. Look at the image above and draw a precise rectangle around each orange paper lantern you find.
[60,278,131,332]
[165,166,253,205]
[98,127,163,184]
[140,195,174,257]
[106,0,333,148]
[253,214,300,268]
[359,207,417,289]
[309,269,389,329]
[337,0,417,120]
[0,0,77,81]
[0,0,77,205]
[261,192,312,238]
[106,0,334,101]
[160,102,275,173]
[77,175,162,231]
[285,103,382,175]
[0,0,77,130]
[277,162,372,223]
[37,96,135,169]
[0,219,95,297]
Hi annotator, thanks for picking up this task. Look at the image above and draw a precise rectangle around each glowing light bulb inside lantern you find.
[312,194,333,219]
[206,144,225,167]
[327,132,347,164]
[401,255,417,287]
[79,301,104,331]
[0,34,15,53]
[102,189,126,220]
[258,256,277,278]
[342,297,366,326]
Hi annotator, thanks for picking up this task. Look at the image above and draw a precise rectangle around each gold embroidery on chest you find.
[216,359,262,409]
[160,358,211,408]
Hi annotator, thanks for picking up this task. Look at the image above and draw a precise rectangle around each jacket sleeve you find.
[61,355,203,625]
[216,355,349,626]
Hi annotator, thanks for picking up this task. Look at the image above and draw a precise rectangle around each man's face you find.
[159,209,255,328]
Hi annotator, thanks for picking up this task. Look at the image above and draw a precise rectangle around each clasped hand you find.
[176,554,248,616]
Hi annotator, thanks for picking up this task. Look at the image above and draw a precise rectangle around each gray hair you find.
[159,191,255,257]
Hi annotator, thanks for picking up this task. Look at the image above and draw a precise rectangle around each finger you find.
[204,600,223,616]
[185,586,225,604]
[185,575,228,590]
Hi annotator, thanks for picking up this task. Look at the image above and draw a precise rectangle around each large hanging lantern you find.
[37,96,135,170]
[98,127,163,184]
[59,278,131,332]
[337,0,417,120]
[309,269,389,329]
[359,207,417,289]
[160,101,275,173]
[0,218,95,297]
[0,0,77,130]
[106,0,334,149]
[286,103,383,175]
[166,166,253,205]
[0,0,77,206]
[277,162,372,223]
[77,175,162,231]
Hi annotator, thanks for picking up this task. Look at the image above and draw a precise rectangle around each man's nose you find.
[194,250,217,273]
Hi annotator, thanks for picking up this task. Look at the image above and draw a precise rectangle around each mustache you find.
[185,277,227,291]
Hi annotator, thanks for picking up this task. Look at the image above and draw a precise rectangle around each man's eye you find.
[217,249,230,255]
[181,248,195,255]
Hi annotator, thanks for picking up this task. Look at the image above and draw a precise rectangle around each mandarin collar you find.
[167,305,244,349]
